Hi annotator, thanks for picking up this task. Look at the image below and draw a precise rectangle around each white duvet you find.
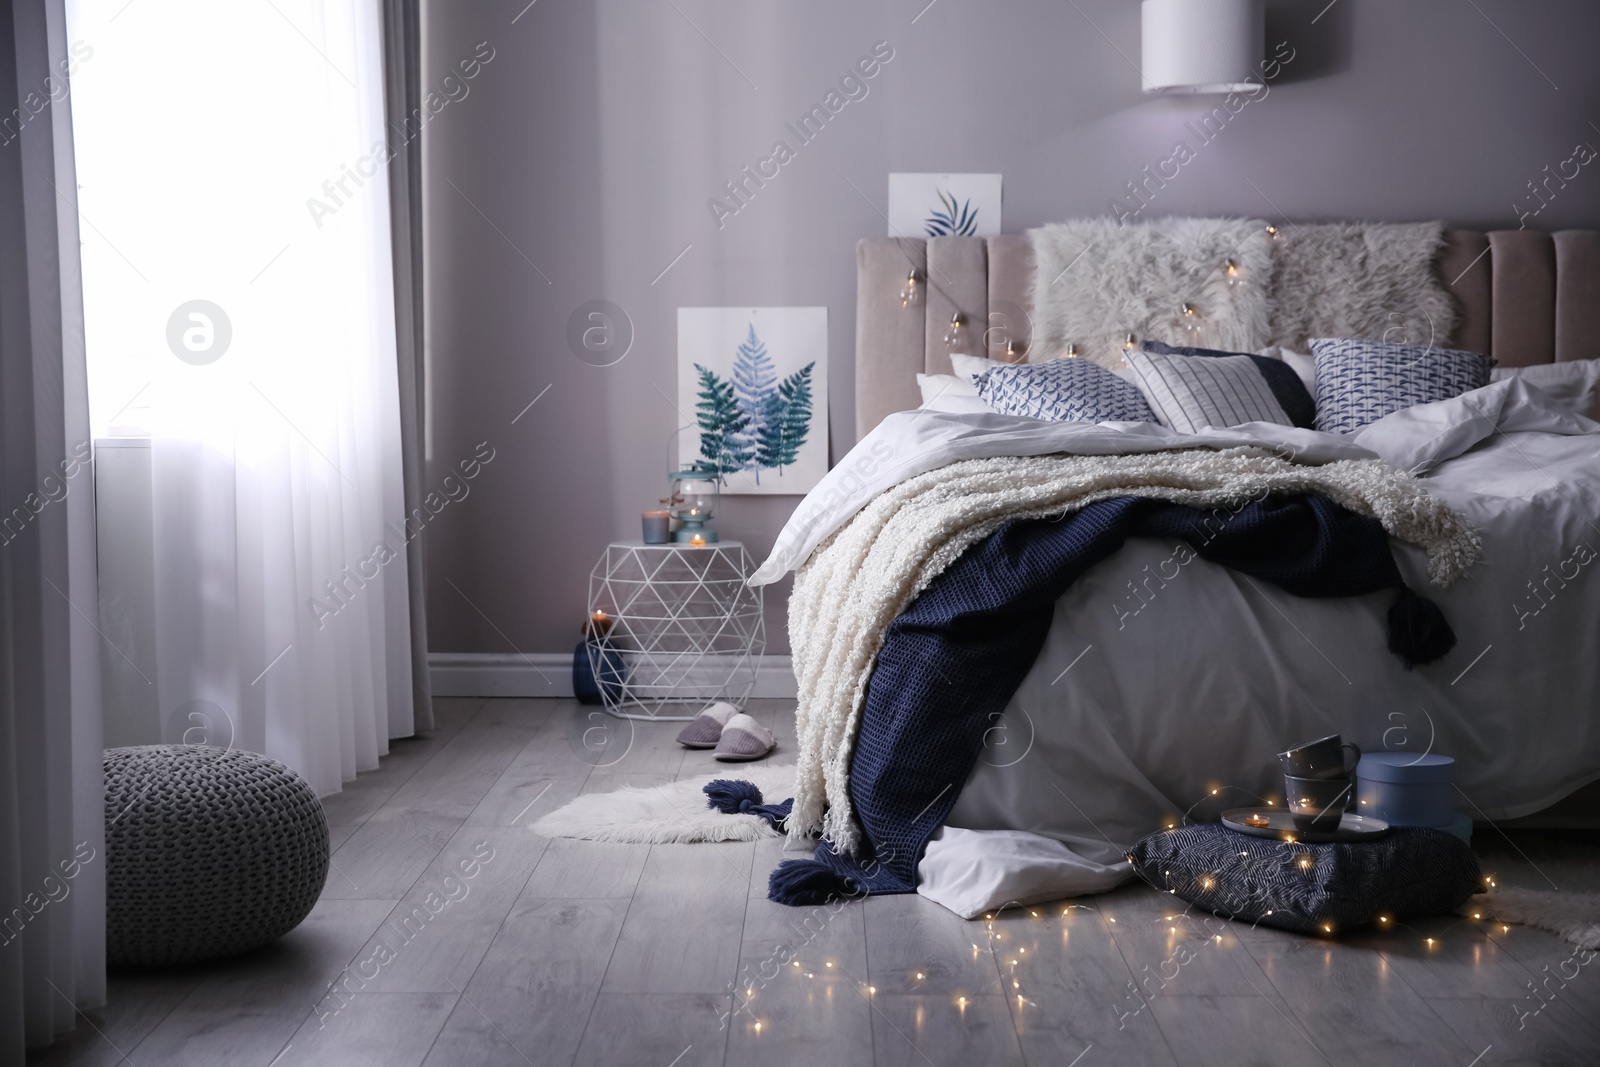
[755,380,1600,917]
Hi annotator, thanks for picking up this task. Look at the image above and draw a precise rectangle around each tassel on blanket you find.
[1387,586,1457,668]
[703,779,793,831]
[769,859,857,906]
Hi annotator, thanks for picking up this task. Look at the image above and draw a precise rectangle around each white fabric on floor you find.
[917,828,1134,919]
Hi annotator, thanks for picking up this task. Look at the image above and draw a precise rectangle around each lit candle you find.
[689,533,706,548]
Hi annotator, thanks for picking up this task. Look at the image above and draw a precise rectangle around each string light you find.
[1065,343,1080,358]
[825,962,833,968]
[1123,333,1136,350]
[915,972,924,981]
[899,270,921,307]
[1266,224,1279,237]
[868,986,876,995]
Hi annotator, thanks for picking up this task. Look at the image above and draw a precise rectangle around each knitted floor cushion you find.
[105,745,329,967]
[1127,823,1483,936]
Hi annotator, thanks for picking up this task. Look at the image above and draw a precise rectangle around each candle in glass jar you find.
[641,509,670,544]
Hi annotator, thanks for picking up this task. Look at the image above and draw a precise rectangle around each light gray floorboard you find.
[600,843,752,995]
[124,898,397,1067]
[420,896,629,1067]
[344,826,548,994]
[870,993,1025,1067]
[282,991,458,1067]
[32,699,1600,1067]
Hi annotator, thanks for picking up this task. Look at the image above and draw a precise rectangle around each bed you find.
[751,223,1600,916]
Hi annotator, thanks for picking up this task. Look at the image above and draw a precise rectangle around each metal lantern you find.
[668,467,719,544]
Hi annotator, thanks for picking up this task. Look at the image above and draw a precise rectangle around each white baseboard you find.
[428,652,798,699]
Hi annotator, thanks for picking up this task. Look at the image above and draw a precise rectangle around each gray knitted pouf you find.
[104,745,329,968]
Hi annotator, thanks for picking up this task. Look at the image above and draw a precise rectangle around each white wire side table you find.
[585,541,765,721]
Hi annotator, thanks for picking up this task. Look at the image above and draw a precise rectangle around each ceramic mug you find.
[1285,774,1354,832]
[1278,734,1361,781]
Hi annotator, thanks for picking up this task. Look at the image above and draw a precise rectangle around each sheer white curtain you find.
[1,0,106,1057]
[70,0,417,795]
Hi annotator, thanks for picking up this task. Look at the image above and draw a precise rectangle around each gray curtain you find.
[0,0,106,1059]
[381,0,433,731]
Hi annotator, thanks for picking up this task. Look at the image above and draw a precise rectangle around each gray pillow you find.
[1126,823,1482,936]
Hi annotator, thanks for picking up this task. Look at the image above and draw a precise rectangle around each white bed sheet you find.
[753,379,1600,914]
[942,392,1600,909]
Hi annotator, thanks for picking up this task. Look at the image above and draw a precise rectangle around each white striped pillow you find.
[1123,350,1293,433]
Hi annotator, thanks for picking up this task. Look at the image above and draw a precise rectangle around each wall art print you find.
[887,173,1003,238]
[676,306,828,495]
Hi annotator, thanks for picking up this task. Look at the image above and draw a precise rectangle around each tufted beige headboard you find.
[854,229,1600,440]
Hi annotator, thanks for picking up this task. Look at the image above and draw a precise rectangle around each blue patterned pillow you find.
[1126,824,1483,936]
[975,358,1157,423]
[1310,338,1494,434]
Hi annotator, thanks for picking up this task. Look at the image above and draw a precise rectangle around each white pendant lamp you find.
[1141,0,1265,94]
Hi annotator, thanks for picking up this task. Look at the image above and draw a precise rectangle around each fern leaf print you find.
[924,188,979,237]
[730,324,777,482]
[693,363,751,477]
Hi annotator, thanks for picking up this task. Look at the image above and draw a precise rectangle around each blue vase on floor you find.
[573,640,625,705]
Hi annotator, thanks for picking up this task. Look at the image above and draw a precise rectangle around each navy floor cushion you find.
[1126,824,1483,936]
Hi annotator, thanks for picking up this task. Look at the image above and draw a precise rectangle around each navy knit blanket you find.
[751,492,1455,906]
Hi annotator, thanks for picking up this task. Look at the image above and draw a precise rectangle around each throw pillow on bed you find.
[974,357,1157,423]
[1141,340,1316,429]
[915,373,992,414]
[1123,349,1294,433]
[1310,338,1494,434]
[1490,358,1600,417]
[1126,823,1483,936]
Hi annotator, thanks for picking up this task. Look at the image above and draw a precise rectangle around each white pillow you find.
[917,827,1134,919]
[949,352,1015,388]
[1122,350,1293,432]
[915,373,992,414]
[1491,359,1600,416]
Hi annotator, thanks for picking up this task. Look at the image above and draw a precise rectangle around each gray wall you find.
[421,0,1600,656]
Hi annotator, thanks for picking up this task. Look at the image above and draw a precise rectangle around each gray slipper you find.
[676,701,740,748]
[712,713,775,762]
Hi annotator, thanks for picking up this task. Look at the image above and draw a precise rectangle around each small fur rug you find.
[1459,888,1600,950]
[532,765,796,844]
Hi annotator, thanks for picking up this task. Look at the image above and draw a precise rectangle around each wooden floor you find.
[30,697,1600,1066]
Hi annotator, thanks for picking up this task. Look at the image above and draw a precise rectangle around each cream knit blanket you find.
[785,447,1480,852]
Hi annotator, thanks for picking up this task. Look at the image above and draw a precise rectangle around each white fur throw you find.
[1030,217,1273,367]
[1265,221,1458,351]
[1028,217,1456,367]
[787,448,1480,853]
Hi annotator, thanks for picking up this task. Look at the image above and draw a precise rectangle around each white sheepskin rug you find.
[532,765,796,844]
[1264,221,1457,352]
[1459,888,1600,949]
[1030,216,1273,366]
[1027,217,1456,367]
